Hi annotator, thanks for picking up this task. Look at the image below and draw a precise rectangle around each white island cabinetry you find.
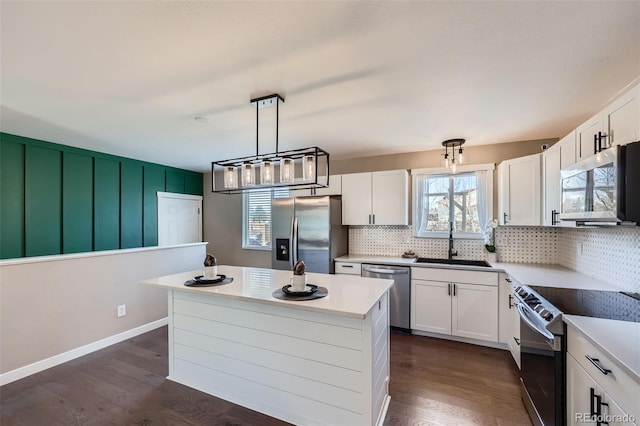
[141,266,393,426]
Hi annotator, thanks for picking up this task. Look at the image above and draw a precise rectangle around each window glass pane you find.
[453,174,480,233]
[242,188,289,249]
[425,176,450,232]
[415,171,484,237]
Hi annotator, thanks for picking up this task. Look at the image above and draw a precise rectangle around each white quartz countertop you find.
[490,262,622,291]
[564,315,640,384]
[335,254,417,265]
[140,265,393,319]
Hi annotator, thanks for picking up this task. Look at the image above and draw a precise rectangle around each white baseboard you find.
[0,317,168,387]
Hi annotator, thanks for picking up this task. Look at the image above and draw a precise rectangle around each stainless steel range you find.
[513,285,566,426]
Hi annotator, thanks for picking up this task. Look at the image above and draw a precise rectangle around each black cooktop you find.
[530,286,640,323]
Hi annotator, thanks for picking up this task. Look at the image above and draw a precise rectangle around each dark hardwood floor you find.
[1,327,530,425]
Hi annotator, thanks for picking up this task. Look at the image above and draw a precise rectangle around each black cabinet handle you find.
[453,283,457,296]
[590,387,596,417]
[513,337,520,346]
[594,134,599,154]
[448,283,451,296]
[551,209,560,226]
[598,131,608,150]
[508,294,513,308]
[586,355,612,375]
[342,264,353,268]
[503,212,508,224]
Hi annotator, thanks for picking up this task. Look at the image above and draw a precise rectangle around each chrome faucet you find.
[448,222,458,260]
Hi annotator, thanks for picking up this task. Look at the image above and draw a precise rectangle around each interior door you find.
[157,192,202,246]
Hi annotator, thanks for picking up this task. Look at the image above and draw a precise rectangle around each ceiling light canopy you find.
[211,94,329,193]
[441,138,465,173]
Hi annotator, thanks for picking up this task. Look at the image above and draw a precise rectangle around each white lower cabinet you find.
[498,273,520,368]
[411,268,499,343]
[566,327,639,426]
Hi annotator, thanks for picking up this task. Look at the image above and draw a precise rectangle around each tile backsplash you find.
[349,225,640,293]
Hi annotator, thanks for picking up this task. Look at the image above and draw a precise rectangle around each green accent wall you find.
[1,141,25,258]
[0,132,203,259]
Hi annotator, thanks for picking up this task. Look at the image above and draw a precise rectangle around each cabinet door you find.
[371,170,409,225]
[542,145,561,226]
[498,276,513,344]
[604,84,640,148]
[567,354,602,426]
[452,283,498,342]
[411,280,451,334]
[559,131,577,170]
[604,392,637,426]
[499,154,541,226]
[341,173,372,225]
[576,114,602,161]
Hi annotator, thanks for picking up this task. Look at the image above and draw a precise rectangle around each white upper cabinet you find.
[342,169,409,225]
[542,144,561,227]
[576,82,640,161]
[576,113,603,161]
[559,130,577,170]
[498,153,541,226]
[603,83,640,148]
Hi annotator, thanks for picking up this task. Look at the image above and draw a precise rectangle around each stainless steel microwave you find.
[560,141,640,224]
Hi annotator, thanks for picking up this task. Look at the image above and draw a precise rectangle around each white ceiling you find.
[1,1,639,172]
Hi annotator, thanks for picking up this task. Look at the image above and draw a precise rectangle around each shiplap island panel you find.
[140,265,394,426]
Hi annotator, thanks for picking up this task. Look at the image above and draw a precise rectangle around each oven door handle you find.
[517,303,555,341]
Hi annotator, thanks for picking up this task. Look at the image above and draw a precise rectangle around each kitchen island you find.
[140,265,393,426]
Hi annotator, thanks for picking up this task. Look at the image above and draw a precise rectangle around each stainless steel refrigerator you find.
[271,196,348,274]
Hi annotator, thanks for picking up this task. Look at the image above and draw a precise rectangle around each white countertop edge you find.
[140,266,394,320]
[335,255,497,272]
[0,242,209,266]
[492,262,622,291]
[563,315,640,385]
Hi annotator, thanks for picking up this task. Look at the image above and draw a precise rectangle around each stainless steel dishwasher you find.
[361,264,411,331]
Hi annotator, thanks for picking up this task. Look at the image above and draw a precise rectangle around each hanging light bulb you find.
[260,160,274,185]
[241,162,255,187]
[451,160,457,174]
[443,153,450,168]
[224,166,238,189]
[280,157,294,184]
[458,148,464,165]
[303,155,316,181]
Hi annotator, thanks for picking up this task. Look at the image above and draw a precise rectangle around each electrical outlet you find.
[117,304,126,317]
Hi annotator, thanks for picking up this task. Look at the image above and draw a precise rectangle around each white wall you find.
[0,243,206,381]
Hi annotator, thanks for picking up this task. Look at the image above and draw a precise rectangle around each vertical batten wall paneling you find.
[62,152,94,254]
[0,133,203,259]
[185,172,203,196]
[143,166,165,247]
[94,157,121,251]
[25,145,62,256]
[166,170,185,193]
[120,162,144,249]
[0,140,25,258]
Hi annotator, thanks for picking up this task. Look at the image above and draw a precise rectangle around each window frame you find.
[241,188,289,250]
[411,163,494,239]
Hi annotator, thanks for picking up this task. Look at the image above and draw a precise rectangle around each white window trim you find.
[241,188,288,251]
[411,164,494,238]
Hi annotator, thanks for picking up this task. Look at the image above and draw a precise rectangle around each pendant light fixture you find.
[441,138,466,173]
[211,94,330,193]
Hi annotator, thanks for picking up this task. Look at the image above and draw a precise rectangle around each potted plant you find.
[483,219,498,263]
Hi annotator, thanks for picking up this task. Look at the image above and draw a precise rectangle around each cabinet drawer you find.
[567,328,640,421]
[411,267,498,286]
[335,262,361,275]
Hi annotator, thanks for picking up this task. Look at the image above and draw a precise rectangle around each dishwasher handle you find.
[362,265,409,275]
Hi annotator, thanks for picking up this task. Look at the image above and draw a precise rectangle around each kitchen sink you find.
[416,257,492,267]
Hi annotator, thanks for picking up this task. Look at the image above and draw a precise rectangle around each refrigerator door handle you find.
[292,217,299,267]
[289,217,295,270]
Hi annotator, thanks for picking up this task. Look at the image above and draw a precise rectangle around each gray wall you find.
[202,138,556,266]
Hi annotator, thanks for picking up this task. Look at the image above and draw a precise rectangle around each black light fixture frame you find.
[211,93,330,194]
[442,138,465,166]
